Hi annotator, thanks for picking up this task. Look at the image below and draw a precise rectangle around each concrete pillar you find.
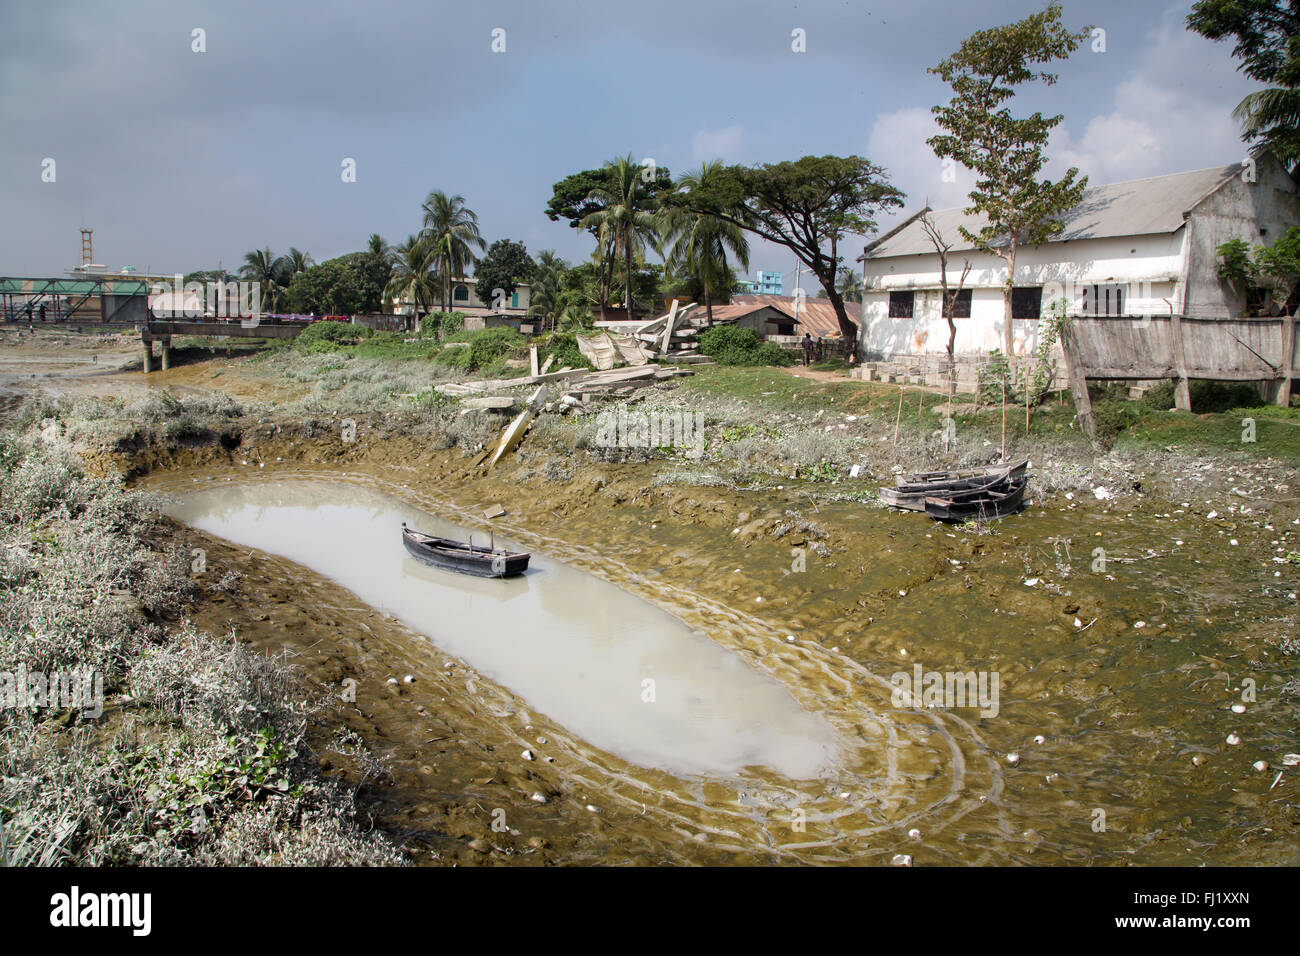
[161,339,171,371]
[142,340,153,373]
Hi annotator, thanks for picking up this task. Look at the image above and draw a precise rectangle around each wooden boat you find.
[878,459,1029,512]
[899,457,1029,485]
[923,475,1029,523]
[401,523,530,578]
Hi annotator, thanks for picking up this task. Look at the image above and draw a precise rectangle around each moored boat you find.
[922,475,1029,523]
[401,523,530,578]
[878,459,1029,512]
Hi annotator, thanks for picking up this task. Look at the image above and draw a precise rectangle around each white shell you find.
[891,853,913,867]
[521,749,535,761]
[1226,734,1241,746]
[1006,752,1021,765]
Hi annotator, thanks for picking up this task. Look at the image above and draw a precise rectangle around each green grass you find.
[679,366,1300,464]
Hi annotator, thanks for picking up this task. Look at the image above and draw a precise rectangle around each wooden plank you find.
[1059,318,1096,445]
[1167,312,1192,411]
[1278,311,1296,407]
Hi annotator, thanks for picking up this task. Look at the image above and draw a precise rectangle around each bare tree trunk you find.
[1003,243,1018,356]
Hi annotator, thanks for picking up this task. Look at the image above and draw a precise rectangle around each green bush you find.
[540,332,595,372]
[698,326,793,367]
[436,327,526,372]
[293,320,373,354]
[419,311,467,338]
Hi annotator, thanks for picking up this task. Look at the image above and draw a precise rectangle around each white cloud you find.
[692,123,744,164]
[866,106,976,219]
[1047,7,1258,185]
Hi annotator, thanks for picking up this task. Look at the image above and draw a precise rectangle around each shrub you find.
[294,321,373,354]
[698,326,793,367]
[438,327,526,372]
[540,333,595,372]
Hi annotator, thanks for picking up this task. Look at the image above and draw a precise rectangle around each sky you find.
[0,0,1263,293]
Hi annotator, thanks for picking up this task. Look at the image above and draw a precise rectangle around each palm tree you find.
[526,250,570,332]
[284,247,314,279]
[385,234,438,331]
[580,155,661,320]
[835,265,863,304]
[658,162,750,325]
[239,247,288,313]
[367,233,391,259]
[421,191,486,312]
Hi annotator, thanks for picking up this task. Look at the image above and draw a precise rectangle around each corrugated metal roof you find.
[865,163,1241,259]
[731,294,860,338]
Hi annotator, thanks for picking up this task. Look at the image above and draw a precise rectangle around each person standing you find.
[801,332,814,366]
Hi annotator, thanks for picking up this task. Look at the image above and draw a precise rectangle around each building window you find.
[1080,283,1125,316]
[942,288,972,319]
[453,285,469,302]
[1011,286,1042,319]
[888,290,914,318]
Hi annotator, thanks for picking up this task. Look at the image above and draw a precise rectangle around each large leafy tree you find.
[1188,0,1300,171]
[659,161,751,324]
[579,155,663,320]
[665,155,903,339]
[473,239,536,309]
[385,234,438,328]
[928,2,1090,355]
[283,257,364,316]
[421,191,486,312]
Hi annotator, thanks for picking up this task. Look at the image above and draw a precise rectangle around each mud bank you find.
[123,416,1300,866]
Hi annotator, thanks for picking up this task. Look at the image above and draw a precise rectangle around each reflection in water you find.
[165,480,843,780]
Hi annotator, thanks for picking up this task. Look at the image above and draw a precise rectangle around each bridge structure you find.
[140,319,306,371]
[0,275,151,323]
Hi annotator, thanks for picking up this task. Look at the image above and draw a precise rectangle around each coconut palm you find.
[421,191,486,312]
[239,247,288,313]
[385,234,438,331]
[367,233,391,259]
[658,162,750,325]
[284,247,314,279]
[580,155,661,320]
[836,265,863,303]
[526,250,570,332]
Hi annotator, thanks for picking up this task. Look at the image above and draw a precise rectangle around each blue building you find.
[755,270,783,295]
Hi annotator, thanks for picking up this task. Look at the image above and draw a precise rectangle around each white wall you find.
[861,232,1185,359]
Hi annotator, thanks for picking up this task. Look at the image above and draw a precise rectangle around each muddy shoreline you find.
[9,337,1300,865]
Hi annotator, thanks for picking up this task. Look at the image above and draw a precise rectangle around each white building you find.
[857,156,1300,361]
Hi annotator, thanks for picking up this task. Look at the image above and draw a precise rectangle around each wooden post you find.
[1277,311,1296,407]
[1168,311,1192,411]
[1058,318,1096,444]
[1000,375,1006,462]
[894,387,903,444]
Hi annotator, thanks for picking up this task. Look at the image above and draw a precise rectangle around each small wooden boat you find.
[923,475,1029,523]
[878,459,1029,512]
[401,523,530,578]
[898,457,1029,485]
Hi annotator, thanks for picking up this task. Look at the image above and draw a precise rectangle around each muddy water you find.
[148,461,1300,866]
[164,480,842,779]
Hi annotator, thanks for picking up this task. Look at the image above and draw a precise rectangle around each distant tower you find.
[80,228,93,267]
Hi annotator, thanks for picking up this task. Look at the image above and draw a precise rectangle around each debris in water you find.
[522,749,535,761]
[891,854,913,867]
[1006,752,1021,766]
[1226,734,1241,746]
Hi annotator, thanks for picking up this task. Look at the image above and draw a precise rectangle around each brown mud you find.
[9,338,1300,865]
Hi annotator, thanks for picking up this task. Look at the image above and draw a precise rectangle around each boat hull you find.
[879,460,1029,511]
[923,476,1029,523]
[402,525,530,578]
